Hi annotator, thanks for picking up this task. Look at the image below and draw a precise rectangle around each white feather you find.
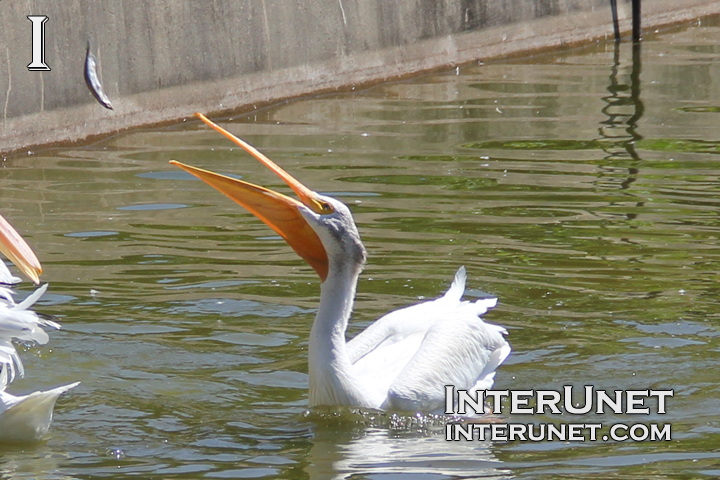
[0,261,21,286]
[0,283,59,385]
[0,382,79,443]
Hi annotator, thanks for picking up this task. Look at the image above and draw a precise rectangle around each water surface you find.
[1,19,720,479]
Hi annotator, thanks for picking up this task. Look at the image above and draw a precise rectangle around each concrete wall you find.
[1,0,720,154]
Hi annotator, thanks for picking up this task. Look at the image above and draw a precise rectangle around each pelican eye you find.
[309,197,334,215]
[320,202,334,214]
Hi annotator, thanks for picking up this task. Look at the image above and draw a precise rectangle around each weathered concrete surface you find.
[1,0,720,154]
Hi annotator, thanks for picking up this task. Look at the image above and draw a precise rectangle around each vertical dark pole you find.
[610,0,620,42]
[632,0,642,42]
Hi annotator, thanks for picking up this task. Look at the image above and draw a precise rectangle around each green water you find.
[1,19,720,479]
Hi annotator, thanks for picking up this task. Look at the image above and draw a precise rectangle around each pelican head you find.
[300,195,367,281]
[0,214,42,284]
[171,113,366,282]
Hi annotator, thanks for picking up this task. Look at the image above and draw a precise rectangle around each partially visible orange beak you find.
[194,113,333,216]
[170,114,330,281]
[0,213,42,284]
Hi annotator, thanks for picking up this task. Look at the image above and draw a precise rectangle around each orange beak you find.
[0,213,42,284]
[170,113,330,281]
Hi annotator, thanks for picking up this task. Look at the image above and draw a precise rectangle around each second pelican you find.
[0,213,79,442]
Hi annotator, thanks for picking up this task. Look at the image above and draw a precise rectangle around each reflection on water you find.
[600,43,643,161]
[309,428,510,479]
[304,409,510,478]
[1,17,720,480]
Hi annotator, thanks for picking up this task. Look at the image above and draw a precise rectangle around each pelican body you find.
[173,113,510,413]
[0,213,79,442]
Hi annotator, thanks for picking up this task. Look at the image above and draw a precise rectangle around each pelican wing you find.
[384,309,510,413]
[346,267,509,412]
[0,381,79,443]
[347,267,470,364]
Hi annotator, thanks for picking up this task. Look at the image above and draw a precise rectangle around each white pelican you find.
[171,113,510,413]
[0,213,79,442]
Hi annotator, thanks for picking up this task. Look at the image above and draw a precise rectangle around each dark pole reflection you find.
[599,40,644,191]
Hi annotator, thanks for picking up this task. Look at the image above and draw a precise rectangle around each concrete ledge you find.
[2,0,720,154]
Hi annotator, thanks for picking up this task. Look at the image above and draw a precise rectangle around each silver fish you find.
[84,41,113,110]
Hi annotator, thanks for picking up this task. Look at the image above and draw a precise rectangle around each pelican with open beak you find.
[172,113,510,413]
[0,213,79,442]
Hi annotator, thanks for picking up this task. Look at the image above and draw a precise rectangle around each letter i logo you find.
[27,15,50,71]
